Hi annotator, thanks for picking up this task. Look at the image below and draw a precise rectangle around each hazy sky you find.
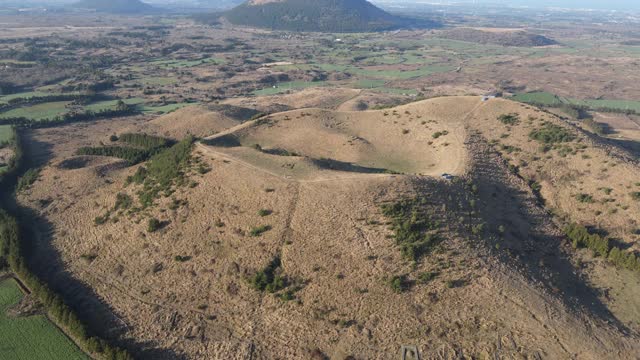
[374,0,640,11]
[458,0,640,10]
[22,0,640,11]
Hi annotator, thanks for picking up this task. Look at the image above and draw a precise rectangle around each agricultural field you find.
[148,57,225,69]
[512,91,640,113]
[0,97,191,121]
[0,279,87,360]
[0,125,12,143]
[0,101,72,120]
[254,81,328,95]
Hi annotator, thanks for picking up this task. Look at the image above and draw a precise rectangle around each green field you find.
[0,125,13,143]
[353,79,387,89]
[511,92,565,106]
[140,103,192,114]
[253,81,328,96]
[0,101,72,120]
[512,91,640,112]
[149,57,225,69]
[0,97,190,121]
[571,99,640,112]
[0,90,81,104]
[141,77,178,86]
[0,278,88,359]
[83,98,145,112]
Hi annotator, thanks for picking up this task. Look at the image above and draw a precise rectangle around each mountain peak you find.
[220,0,437,32]
[73,0,156,14]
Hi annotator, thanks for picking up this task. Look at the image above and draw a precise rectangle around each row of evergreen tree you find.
[77,133,173,164]
[0,106,138,128]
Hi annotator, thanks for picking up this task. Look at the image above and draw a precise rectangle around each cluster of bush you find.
[529,122,575,144]
[249,256,287,293]
[565,223,640,272]
[380,197,440,262]
[498,113,520,125]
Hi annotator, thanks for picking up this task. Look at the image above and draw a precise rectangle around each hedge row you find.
[0,93,95,112]
[0,107,138,128]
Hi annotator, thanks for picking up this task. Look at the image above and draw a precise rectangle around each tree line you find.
[77,133,173,165]
[0,106,138,128]
[0,93,98,113]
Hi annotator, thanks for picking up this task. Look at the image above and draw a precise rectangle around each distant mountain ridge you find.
[73,0,156,14]
[218,0,438,32]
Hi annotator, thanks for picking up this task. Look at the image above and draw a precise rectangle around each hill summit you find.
[221,0,432,32]
[73,0,156,14]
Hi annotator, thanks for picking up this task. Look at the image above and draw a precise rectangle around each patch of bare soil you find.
[0,147,13,167]
[7,293,45,318]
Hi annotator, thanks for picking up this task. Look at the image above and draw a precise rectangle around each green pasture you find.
[512,91,640,113]
[0,278,88,360]
[253,81,328,96]
[0,125,13,143]
[148,57,225,69]
[0,101,72,120]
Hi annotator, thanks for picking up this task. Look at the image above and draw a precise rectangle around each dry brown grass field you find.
[14,95,640,359]
[2,7,640,359]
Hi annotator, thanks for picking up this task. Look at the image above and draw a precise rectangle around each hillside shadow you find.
[311,157,392,174]
[609,138,640,157]
[10,132,184,359]
[202,134,241,147]
[466,137,631,334]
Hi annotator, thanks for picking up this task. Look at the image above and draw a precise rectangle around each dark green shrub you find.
[417,271,438,284]
[174,255,192,262]
[564,223,609,258]
[249,256,287,293]
[529,123,575,144]
[94,214,109,226]
[16,168,39,192]
[250,225,272,237]
[432,131,448,139]
[381,197,440,262]
[576,193,594,203]
[114,193,132,210]
[498,113,519,125]
[258,209,272,217]
[148,218,161,232]
[389,275,409,293]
